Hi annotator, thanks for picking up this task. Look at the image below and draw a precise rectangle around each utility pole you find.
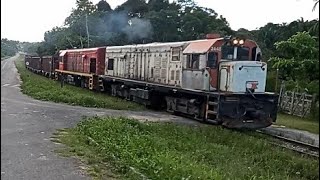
[275,63,279,93]
[128,19,133,43]
[85,14,90,48]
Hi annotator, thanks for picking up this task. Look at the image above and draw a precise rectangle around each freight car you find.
[24,55,59,78]
[41,55,59,78]
[25,35,278,129]
[25,55,41,73]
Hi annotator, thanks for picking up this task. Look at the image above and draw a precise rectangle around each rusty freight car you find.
[55,47,106,90]
[41,56,59,78]
[24,55,32,68]
[25,55,41,73]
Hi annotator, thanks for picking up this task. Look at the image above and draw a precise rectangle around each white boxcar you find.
[106,42,189,87]
[105,39,220,91]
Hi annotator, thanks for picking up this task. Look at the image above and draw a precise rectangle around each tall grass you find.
[55,116,319,180]
[276,113,319,134]
[15,58,144,111]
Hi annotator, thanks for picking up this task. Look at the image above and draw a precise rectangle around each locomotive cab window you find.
[186,54,200,69]
[207,52,218,68]
[237,47,250,61]
[251,47,257,61]
[222,46,234,60]
[107,59,114,70]
[256,53,262,61]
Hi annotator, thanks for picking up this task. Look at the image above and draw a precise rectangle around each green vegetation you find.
[15,58,144,111]
[275,113,319,134]
[1,38,19,58]
[268,32,319,121]
[54,116,319,180]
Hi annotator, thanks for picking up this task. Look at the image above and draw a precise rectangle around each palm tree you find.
[313,0,319,11]
[310,0,319,33]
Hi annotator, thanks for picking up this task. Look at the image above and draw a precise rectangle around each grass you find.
[54,116,319,180]
[15,57,144,111]
[275,113,319,134]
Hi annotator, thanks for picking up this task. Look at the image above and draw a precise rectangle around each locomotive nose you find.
[221,110,273,130]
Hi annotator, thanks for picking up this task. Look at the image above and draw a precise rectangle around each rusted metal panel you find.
[41,56,58,74]
[26,56,41,70]
[24,55,32,68]
[183,39,222,54]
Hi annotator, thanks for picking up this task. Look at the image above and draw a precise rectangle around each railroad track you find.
[257,130,319,158]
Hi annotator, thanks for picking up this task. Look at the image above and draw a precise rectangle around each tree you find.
[115,0,148,17]
[65,0,96,26]
[310,0,319,36]
[1,39,19,57]
[179,6,232,40]
[96,0,111,12]
[268,31,319,86]
[146,9,181,42]
[313,0,319,11]
[148,0,170,12]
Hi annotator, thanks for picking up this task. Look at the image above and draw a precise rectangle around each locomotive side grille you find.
[171,70,175,80]
[154,68,160,79]
[161,58,167,68]
[176,70,180,81]
[161,69,167,79]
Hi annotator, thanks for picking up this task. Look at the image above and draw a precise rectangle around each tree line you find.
[1,39,19,58]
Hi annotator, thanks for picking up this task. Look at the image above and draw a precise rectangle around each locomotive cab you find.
[214,38,278,129]
[181,37,278,129]
[218,38,267,93]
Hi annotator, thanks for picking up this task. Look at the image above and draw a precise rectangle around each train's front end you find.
[217,37,278,129]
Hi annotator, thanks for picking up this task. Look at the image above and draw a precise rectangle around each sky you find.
[1,0,319,42]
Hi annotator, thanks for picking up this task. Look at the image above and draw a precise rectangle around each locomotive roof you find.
[59,47,106,54]
[183,38,222,54]
[106,41,188,50]
[106,38,223,50]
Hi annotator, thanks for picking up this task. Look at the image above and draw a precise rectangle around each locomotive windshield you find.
[222,45,250,61]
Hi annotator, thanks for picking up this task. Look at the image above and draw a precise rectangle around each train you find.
[24,35,279,129]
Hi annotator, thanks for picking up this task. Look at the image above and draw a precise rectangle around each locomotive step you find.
[207,110,218,114]
[208,102,218,106]
[206,118,220,125]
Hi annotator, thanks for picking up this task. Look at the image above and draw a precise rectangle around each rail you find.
[257,130,319,158]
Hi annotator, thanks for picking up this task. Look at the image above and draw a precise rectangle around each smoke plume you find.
[93,11,153,43]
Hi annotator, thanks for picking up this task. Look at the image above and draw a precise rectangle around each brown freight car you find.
[41,56,59,78]
[24,55,32,69]
[25,55,41,73]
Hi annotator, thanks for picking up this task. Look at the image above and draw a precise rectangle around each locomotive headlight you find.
[233,39,239,45]
[239,39,244,45]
